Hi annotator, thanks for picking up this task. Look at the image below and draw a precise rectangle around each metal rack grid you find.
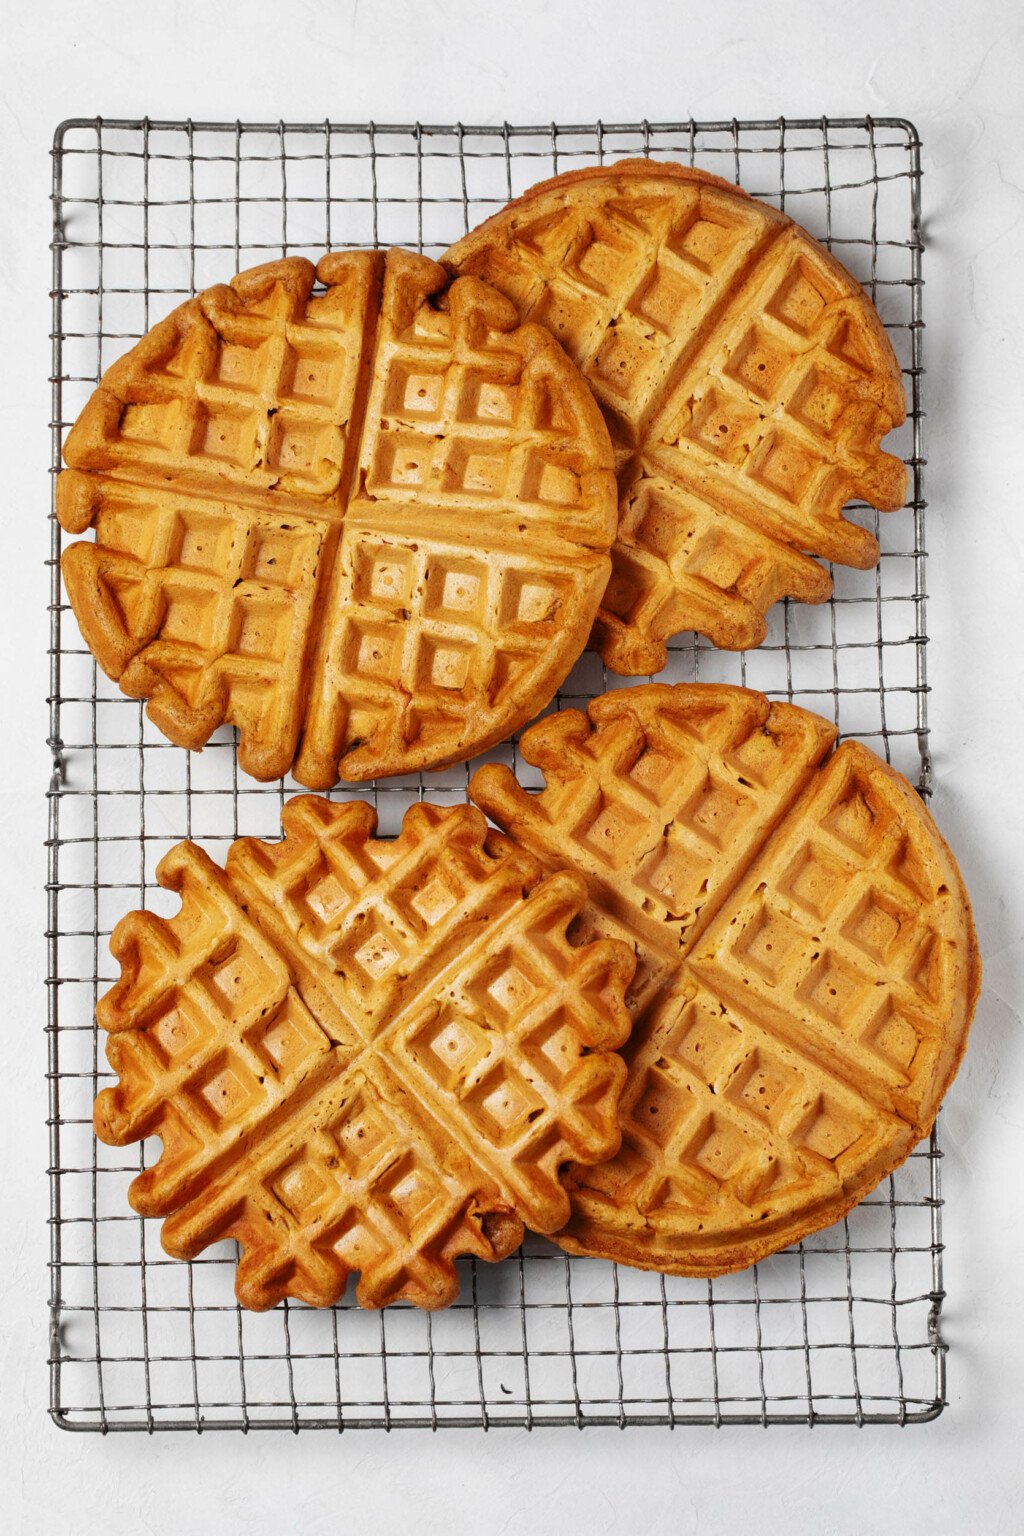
[47,117,940,1431]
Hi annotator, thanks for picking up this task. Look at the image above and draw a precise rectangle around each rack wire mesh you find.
[47,116,940,1431]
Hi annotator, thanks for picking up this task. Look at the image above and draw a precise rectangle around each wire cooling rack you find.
[47,117,939,1431]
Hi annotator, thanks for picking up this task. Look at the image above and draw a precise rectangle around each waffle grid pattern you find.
[48,117,939,1429]
[446,165,907,670]
[59,250,614,784]
[470,691,972,1277]
[95,801,630,1311]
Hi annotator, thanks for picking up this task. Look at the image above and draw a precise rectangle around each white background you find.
[1,2,1022,1532]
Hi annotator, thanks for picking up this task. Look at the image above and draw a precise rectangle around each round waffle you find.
[58,251,616,783]
[94,797,634,1311]
[446,160,907,672]
[470,684,979,1278]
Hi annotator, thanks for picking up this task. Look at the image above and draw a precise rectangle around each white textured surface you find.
[1,2,1022,1531]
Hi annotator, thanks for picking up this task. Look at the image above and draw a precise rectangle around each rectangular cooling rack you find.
[47,117,940,1430]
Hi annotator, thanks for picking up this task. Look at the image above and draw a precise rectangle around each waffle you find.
[94,797,634,1310]
[58,251,616,784]
[470,684,979,1277]
[446,160,907,672]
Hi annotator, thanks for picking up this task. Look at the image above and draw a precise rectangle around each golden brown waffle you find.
[446,160,907,671]
[58,251,616,784]
[94,797,634,1310]
[471,685,979,1277]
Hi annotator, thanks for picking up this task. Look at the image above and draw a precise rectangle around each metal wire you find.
[47,116,942,1432]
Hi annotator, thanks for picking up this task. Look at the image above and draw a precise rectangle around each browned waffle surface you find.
[470,684,979,1277]
[58,251,616,783]
[93,797,634,1310]
[446,160,907,671]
